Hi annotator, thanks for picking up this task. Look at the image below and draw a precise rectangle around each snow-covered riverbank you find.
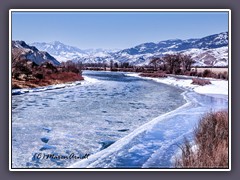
[126,73,228,96]
[69,72,228,168]
[12,76,100,95]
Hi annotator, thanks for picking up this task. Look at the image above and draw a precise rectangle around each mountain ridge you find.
[12,40,60,66]
[30,32,228,66]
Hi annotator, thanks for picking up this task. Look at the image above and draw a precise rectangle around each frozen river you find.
[11,71,228,168]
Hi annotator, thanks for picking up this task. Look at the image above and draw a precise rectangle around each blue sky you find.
[12,11,229,49]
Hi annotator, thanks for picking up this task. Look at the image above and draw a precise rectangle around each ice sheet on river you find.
[69,91,228,168]
[12,72,186,168]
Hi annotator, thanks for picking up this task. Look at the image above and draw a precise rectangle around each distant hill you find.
[31,32,228,67]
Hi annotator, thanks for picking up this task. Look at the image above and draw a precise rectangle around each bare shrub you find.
[217,71,228,80]
[183,70,198,77]
[202,69,222,79]
[203,69,212,77]
[191,78,211,86]
[34,73,44,79]
[197,72,203,77]
[190,71,197,76]
[175,111,228,168]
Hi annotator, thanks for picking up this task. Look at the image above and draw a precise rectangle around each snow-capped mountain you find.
[31,32,228,66]
[117,32,228,55]
[162,47,228,67]
[12,40,60,66]
[31,41,117,62]
[111,32,228,66]
[31,41,88,62]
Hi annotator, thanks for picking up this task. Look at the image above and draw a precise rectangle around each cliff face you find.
[11,41,83,89]
[12,40,60,66]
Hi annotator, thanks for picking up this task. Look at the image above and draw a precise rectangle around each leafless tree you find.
[181,54,195,72]
[149,57,164,71]
[163,54,182,74]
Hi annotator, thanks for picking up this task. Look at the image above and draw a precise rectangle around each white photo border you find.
[9,9,231,171]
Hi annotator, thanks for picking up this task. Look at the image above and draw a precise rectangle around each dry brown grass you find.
[191,78,211,86]
[175,110,228,168]
[188,68,228,80]
[12,72,84,89]
[194,67,228,74]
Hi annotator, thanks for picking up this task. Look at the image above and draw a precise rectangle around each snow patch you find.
[126,73,228,96]
[12,81,82,95]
